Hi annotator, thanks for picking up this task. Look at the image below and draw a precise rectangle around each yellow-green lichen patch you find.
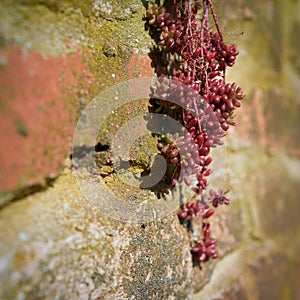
[81,7,153,96]
[0,0,149,58]
[0,1,88,57]
[96,99,150,145]
[92,0,141,20]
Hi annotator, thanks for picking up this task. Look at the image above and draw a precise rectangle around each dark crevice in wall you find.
[70,142,110,159]
[0,176,57,210]
[0,143,111,210]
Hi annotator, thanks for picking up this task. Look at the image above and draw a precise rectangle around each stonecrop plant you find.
[146,0,245,265]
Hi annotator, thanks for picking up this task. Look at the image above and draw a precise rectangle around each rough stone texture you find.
[193,0,300,298]
[0,0,153,203]
[0,0,299,299]
[0,174,194,299]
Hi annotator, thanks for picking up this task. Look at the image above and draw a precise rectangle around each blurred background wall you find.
[0,0,299,299]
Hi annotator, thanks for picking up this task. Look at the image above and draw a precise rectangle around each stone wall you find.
[0,0,299,299]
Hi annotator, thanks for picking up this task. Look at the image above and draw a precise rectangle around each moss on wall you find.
[0,0,300,299]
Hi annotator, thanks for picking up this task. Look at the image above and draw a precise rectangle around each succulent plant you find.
[146,0,244,266]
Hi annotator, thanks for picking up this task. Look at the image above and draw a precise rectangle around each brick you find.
[0,46,92,192]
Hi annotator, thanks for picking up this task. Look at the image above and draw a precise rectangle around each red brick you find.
[0,45,93,192]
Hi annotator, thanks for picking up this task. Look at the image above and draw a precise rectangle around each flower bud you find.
[204,169,212,176]
[204,229,210,239]
[178,210,187,218]
[225,83,232,93]
[199,253,207,262]
[161,145,170,153]
[205,157,212,165]
[221,122,229,131]
[204,209,215,218]
[157,14,164,23]
[168,148,179,158]
[199,146,209,156]
[186,202,192,209]
[183,176,191,186]
[236,92,244,100]
[148,16,156,25]
[226,100,234,110]
[192,48,202,59]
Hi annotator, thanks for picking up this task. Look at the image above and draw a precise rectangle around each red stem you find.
[207,0,223,41]
[200,0,209,92]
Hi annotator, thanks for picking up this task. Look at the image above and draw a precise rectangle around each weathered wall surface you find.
[0,0,299,299]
